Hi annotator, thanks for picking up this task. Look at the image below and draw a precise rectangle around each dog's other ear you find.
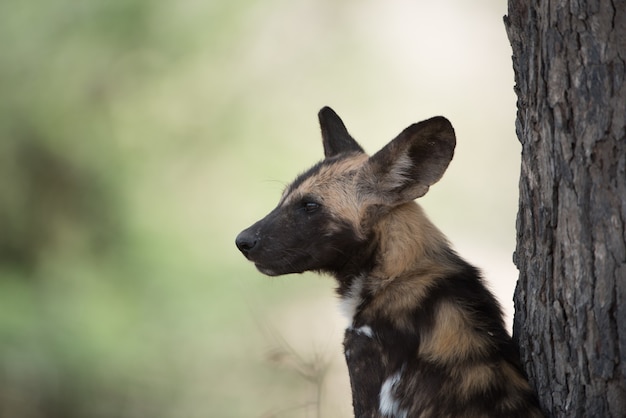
[318,107,364,158]
[366,116,456,205]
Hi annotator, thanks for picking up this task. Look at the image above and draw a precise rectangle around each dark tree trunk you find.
[504,1,626,417]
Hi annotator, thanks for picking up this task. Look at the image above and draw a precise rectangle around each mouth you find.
[240,254,278,276]
[254,263,280,277]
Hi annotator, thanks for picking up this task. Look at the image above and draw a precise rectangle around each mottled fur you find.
[236,107,543,417]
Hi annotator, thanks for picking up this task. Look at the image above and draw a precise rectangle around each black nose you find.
[235,230,258,257]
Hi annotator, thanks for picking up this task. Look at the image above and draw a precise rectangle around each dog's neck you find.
[337,202,464,326]
[370,202,457,280]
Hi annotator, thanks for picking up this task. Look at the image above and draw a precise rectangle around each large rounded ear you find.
[318,107,364,158]
[365,116,456,205]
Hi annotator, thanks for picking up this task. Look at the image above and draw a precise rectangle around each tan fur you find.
[362,203,462,331]
[282,154,370,236]
[364,271,441,331]
[418,301,493,364]
[448,360,541,415]
[371,203,454,279]
[454,363,498,400]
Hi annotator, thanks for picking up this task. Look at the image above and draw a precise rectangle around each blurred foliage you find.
[2,0,165,415]
[0,1,320,417]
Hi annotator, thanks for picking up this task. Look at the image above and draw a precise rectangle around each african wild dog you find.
[236,107,543,417]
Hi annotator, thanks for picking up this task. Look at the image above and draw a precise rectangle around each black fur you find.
[344,259,542,417]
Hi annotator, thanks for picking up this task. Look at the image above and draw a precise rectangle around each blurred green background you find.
[0,1,519,417]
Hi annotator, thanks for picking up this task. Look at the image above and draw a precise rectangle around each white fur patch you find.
[355,325,374,338]
[379,368,407,418]
[338,276,364,325]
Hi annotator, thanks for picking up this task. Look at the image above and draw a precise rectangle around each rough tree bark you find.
[504,1,626,417]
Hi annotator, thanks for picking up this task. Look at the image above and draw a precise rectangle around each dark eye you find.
[301,200,321,213]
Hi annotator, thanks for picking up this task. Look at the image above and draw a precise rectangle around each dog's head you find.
[235,107,455,277]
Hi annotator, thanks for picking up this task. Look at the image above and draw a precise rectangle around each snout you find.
[235,228,258,258]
